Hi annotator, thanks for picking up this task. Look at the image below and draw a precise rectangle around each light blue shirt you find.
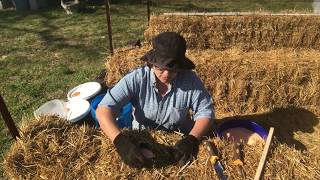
[99,66,214,133]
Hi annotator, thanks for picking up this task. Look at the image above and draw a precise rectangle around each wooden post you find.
[0,94,20,140]
[254,127,274,180]
[105,0,113,55]
[147,0,150,24]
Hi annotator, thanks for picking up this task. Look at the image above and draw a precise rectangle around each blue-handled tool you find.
[204,141,228,180]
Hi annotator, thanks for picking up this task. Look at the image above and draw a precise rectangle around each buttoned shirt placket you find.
[153,82,172,128]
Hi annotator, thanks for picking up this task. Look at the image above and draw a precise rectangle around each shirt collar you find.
[150,68,157,87]
[150,68,178,88]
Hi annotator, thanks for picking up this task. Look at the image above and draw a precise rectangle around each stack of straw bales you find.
[3,117,319,179]
[105,15,320,118]
[144,15,320,50]
[105,46,320,117]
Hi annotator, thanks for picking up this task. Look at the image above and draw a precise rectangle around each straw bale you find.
[105,46,150,85]
[105,46,320,117]
[2,116,102,179]
[144,15,320,50]
[3,117,320,179]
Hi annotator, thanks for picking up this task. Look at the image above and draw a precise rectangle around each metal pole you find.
[0,94,20,140]
[147,0,150,24]
[105,0,113,55]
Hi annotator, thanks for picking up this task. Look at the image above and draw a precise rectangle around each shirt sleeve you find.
[190,74,214,121]
[98,70,137,116]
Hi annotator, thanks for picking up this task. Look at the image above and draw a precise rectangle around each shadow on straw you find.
[216,107,318,151]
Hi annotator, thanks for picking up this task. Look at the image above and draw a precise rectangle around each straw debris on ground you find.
[3,116,319,179]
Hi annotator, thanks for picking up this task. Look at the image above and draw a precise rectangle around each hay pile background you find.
[144,15,320,50]
[3,117,320,179]
[105,46,320,117]
[107,15,320,117]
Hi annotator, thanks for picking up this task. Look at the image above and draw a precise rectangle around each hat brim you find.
[141,49,195,70]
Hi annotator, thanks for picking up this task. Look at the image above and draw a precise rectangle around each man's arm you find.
[97,105,146,168]
[97,69,138,141]
[96,106,121,141]
[189,117,213,140]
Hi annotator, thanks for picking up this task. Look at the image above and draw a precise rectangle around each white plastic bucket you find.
[34,99,90,123]
[67,82,101,101]
[65,99,90,123]
[34,99,67,120]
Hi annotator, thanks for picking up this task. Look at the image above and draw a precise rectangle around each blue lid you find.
[216,119,268,140]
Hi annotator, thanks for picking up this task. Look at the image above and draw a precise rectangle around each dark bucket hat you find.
[141,32,195,70]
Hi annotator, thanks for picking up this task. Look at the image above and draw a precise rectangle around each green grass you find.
[0,0,314,178]
[0,4,147,177]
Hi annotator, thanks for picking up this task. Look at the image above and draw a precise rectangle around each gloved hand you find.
[174,134,200,166]
[113,133,146,168]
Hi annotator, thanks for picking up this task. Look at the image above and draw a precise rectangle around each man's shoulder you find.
[176,70,204,88]
[179,70,201,81]
[124,65,150,80]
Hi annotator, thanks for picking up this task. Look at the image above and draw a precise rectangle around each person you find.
[96,32,214,168]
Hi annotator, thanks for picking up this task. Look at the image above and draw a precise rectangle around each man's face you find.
[153,65,179,84]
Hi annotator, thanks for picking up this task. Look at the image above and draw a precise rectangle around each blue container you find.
[116,103,133,129]
[216,119,268,140]
[90,93,132,128]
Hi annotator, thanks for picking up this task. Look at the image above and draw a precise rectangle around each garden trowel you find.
[204,140,228,180]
